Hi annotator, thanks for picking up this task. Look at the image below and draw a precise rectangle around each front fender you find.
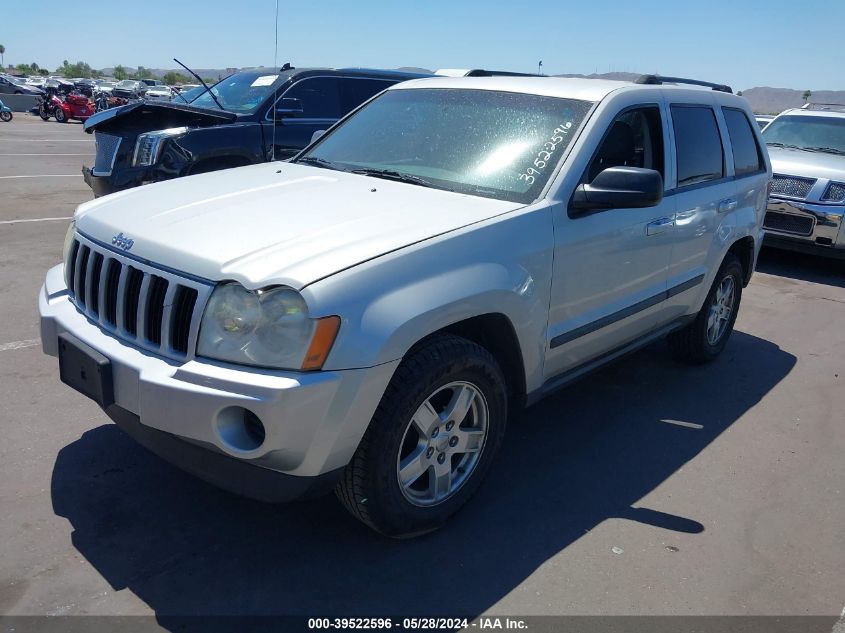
[302,204,555,394]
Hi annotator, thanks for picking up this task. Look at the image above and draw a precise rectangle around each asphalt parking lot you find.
[1,115,844,627]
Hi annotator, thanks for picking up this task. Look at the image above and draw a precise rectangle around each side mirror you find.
[570,166,663,213]
[275,97,304,117]
[310,129,326,144]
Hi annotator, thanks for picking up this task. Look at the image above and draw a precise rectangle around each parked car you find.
[73,78,98,97]
[94,81,116,95]
[40,74,768,536]
[112,80,145,100]
[143,85,174,100]
[81,66,431,196]
[755,114,774,129]
[44,78,74,94]
[0,74,45,96]
[760,102,845,258]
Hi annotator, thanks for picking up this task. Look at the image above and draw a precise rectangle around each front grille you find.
[763,211,814,236]
[770,174,816,199]
[92,132,122,176]
[65,234,212,360]
[821,182,845,203]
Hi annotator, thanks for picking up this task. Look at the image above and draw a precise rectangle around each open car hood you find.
[83,100,237,134]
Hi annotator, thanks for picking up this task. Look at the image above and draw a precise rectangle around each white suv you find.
[39,74,769,537]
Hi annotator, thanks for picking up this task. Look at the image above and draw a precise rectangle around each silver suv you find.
[761,103,845,258]
[39,74,769,537]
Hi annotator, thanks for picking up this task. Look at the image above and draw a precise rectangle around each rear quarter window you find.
[671,105,724,188]
[723,107,765,176]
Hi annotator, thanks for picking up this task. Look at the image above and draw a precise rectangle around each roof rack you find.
[634,74,733,94]
[801,102,845,113]
[434,68,541,78]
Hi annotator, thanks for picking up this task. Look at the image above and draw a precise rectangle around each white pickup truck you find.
[39,74,769,537]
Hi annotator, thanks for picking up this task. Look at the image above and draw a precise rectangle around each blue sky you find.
[5,0,843,90]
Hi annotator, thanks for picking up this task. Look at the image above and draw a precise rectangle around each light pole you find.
[538,60,543,76]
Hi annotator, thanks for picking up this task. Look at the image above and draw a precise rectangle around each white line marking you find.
[0,175,82,179]
[0,216,73,225]
[0,153,92,156]
[0,339,40,352]
[661,419,704,430]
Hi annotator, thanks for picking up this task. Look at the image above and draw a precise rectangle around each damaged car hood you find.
[83,100,237,134]
[74,162,521,289]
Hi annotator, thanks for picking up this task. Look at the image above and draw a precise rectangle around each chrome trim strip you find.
[550,275,705,349]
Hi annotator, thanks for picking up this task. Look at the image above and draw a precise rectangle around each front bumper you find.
[763,197,845,257]
[82,164,152,197]
[39,264,399,501]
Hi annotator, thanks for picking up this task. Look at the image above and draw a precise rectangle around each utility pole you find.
[538,60,543,76]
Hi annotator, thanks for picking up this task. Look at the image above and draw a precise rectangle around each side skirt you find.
[527,315,695,406]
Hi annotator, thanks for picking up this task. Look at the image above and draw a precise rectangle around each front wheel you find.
[668,253,743,364]
[54,109,67,123]
[0,111,11,122]
[39,105,50,121]
[336,334,508,537]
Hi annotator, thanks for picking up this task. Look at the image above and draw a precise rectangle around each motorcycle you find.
[51,91,96,123]
[39,88,65,121]
[0,99,12,122]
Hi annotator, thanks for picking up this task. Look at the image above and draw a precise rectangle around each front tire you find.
[336,334,508,537]
[39,105,50,121]
[668,253,743,364]
[0,111,11,122]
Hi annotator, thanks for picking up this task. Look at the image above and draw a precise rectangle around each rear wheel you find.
[54,108,67,123]
[336,334,508,537]
[0,111,11,122]
[668,253,743,364]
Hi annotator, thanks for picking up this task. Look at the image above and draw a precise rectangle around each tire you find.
[336,334,508,537]
[0,111,11,122]
[39,105,50,121]
[54,109,67,123]
[668,253,743,364]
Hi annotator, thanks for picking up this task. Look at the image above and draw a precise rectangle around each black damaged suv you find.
[83,66,430,196]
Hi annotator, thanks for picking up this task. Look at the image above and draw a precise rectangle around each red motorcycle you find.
[47,92,96,123]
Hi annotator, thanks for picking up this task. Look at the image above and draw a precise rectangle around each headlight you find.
[132,127,187,166]
[197,283,340,370]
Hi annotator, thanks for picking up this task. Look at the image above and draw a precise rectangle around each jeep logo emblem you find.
[112,232,134,251]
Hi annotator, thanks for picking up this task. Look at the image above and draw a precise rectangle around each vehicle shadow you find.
[50,330,795,624]
[757,246,845,288]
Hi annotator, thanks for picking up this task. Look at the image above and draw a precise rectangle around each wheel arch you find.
[727,235,755,286]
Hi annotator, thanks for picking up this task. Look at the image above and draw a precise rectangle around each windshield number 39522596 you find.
[519,121,574,185]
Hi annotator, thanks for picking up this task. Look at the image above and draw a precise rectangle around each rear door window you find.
[722,107,765,176]
[282,77,342,119]
[338,78,394,113]
[670,105,724,188]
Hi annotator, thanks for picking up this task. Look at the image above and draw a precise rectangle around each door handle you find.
[719,198,738,213]
[646,216,675,236]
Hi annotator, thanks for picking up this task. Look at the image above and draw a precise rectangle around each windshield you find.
[762,115,845,154]
[189,72,281,114]
[116,80,136,88]
[298,88,593,203]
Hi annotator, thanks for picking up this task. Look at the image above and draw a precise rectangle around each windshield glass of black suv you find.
[762,115,845,154]
[189,72,281,114]
[299,88,593,203]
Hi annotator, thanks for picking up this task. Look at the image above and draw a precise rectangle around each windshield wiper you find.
[766,142,803,149]
[173,57,225,111]
[802,146,845,156]
[350,168,434,188]
[295,156,342,171]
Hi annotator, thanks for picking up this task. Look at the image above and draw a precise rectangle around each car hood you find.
[768,145,845,181]
[74,162,520,289]
[83,99,236,133]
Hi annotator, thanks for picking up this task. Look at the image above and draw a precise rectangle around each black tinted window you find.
[671,105,724,187]
[282,77,342,119]
[588,107,664,182]
[723,108,764,175]
[339,78,393,112]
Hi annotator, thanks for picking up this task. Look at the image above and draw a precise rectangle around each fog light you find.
[215,406,266,452]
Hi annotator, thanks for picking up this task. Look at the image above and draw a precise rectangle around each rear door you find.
[661,96,764,320]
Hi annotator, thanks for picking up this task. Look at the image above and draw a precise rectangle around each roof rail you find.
[801,102,845,113]
[635,74,733,94]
